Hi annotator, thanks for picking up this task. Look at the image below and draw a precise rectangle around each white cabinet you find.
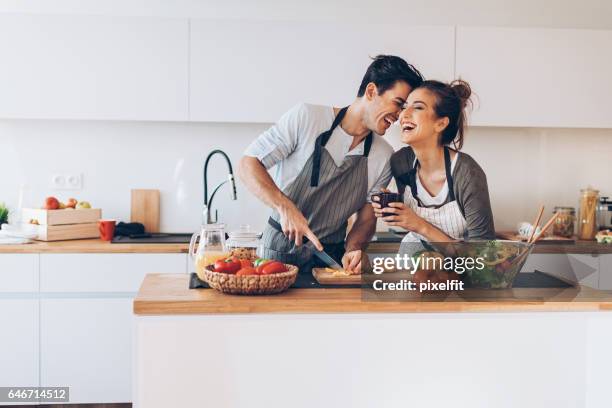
[0,299,39,392]
[0,14,189,121]
[0,254,38,292]
[599,255,612,290]
[190,21,454,122]
[456,27,612,128]
[40,298,132,403]
[40,253,187,293]
[0,254,39,397]
[36,253,186,403]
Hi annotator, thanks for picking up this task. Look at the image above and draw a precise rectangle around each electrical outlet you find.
[51,173,83,190]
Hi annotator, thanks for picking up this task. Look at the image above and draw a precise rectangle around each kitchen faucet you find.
[203,149,237,224]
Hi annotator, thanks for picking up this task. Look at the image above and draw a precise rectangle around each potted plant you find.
[0,203,8,227]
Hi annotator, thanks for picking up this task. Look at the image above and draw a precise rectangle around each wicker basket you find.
[200,264,298,295]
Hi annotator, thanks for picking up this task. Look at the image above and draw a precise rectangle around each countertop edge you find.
[132,274,612,315]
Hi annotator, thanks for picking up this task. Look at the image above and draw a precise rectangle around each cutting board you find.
[312,268,362,285]
[131,189,160,233]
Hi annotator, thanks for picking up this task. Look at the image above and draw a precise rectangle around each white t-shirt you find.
[244,103,394,201]
[415,152,459,207]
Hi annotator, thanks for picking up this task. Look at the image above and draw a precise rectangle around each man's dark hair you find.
[357,55,424,97]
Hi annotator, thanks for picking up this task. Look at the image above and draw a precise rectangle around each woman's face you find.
[399,88,448,146]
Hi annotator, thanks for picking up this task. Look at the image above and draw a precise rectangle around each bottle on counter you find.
[553,206,575,238]
[578,188,599,240]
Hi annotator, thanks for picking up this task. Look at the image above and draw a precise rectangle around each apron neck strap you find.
[311,106,373,187]
[443,146,456,201]
[408,146,456,202]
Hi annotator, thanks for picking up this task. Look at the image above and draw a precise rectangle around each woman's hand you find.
[371,196,387,219]
[379,202,427,234]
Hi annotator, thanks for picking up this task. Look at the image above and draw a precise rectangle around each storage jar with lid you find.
[226,225,263,259]
[553,207,575,238]
[578,188,599,240]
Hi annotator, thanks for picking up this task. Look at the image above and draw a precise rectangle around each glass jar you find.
[226,225,263,260]
[189,223,229,279]
[578,188,599,240]
[553,207,575,238]
[597,197,612,230]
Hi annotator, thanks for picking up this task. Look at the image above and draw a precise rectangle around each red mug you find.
[98,219,116,241]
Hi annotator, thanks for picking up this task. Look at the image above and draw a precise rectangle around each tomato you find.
[214,260,226,272]
[236,267,258,276]
[255,260,273,274]
[261,261,287,275]
[214,259,241,274]
[239,259,253,268]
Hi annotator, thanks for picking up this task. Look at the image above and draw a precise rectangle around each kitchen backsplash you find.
[1,118,611,233]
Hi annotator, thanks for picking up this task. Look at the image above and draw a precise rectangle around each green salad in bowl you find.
[461,241,533,288]
[428,240,533,289]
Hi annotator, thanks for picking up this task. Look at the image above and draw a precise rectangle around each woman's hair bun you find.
[450,79,472,107]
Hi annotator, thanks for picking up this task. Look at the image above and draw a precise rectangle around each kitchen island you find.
[133,274,612,408]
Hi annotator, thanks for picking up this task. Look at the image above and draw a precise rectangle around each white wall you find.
[0,1,610,235]
[2,119,610,233]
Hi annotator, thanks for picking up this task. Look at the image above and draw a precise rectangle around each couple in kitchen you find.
[238,55,495,274]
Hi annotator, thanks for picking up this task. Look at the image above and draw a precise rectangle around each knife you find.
[312,249,343,270]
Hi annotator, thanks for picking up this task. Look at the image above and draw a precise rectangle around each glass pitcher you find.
[189,223,229,278]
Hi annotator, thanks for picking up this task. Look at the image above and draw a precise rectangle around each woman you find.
[373,79,495,242]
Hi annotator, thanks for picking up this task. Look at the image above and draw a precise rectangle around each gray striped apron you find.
[262,106,373,269]
[400,146,468,243]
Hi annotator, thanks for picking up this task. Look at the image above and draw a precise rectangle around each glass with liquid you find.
[189,223,229,280]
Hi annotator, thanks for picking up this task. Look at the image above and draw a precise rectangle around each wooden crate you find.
[22,208,101,226]
[28,222,99,241]
[21,208,102,241]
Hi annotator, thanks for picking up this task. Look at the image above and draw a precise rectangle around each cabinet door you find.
[599,255,612,290]
[0,299,39,392]
[0,254,38,293]
[190,20,454,122]
[40,253,187,293]
[40,298,132,404]
[0,14,189,121]
[456,27,612,128]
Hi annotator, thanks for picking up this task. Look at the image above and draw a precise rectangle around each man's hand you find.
[278,201,323,251]
[238,156,323,250]
[342,250,362,274]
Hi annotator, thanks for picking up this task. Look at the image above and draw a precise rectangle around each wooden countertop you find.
[1,238,609,254]
[133,274,612,315]
[0,239,188,253]
[369,241,612,254]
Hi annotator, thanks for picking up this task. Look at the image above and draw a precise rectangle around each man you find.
[238,55,424,274]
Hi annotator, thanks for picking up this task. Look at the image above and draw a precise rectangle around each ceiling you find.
[1,0,611,30]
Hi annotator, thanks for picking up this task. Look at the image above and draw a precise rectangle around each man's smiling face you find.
[364,80,412,135]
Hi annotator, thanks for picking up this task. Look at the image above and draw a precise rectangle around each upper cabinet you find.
[0,14,189,121]
[2,14,611,127]
[456,27,612,128]
[189,21,455,123]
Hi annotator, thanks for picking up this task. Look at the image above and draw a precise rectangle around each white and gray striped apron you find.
[263,106,373,269]
[401,146,468,244]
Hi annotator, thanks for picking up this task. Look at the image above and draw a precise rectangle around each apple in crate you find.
[44,196,60,210]
[66,198,78,209]
[76,201,91,209]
